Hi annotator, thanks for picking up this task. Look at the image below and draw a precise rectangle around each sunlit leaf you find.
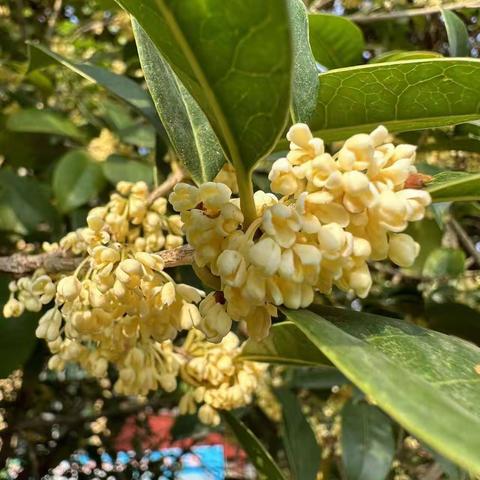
[442,10,470,57]
[284,306,480,473]
[309,14,365,69]
[426,171,480,202]
[371,51,442,64]
[289,0,319,123]
[309,59,480,141]
[117,0,292,172]
[133,20,225,183]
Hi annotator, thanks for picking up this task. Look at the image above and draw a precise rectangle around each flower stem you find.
[236,168,257,228]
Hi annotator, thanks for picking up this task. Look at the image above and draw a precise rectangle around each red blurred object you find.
[115,412,249,477]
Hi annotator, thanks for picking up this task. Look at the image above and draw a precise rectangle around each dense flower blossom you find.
[170,124,431,343]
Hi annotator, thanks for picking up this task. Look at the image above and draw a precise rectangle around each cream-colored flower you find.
[388,233,420,267]
[198,293,232,343]
[262,203,301,248]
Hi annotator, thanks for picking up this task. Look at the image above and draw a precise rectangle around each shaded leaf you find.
[287,366,348,390]
[53,150,106,213]
[222,411,287,480]
[309,14,365,69]
[133,21,225,184]
[423,248,466,278]
[284,305,480,473]
[276,389,321,480]
[442,10,470,57]
[426,301,480,346]
[240,322,329,366]
[101,155,154,185]
[27,43,164,133]
[341,400,395,480]
[426,171,480,202]
[0,169,59,235]
[0,275,38,378]
[7,109,84,140]
[117,123,156,149]
[309,59,480,142]
[288,0,319,123]
[117,0,292,172]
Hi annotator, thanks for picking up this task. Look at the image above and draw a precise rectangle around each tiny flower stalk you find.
[235,165,258,228]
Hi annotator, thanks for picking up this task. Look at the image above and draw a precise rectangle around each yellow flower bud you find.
[3,298,24,318]
[57,275,81,301]
[388,233,420,267]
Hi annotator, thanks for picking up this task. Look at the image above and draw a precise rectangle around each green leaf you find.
[426,171,480,202]
[426,301,480,346]
[101,155,154,185]
[423,248,466,278]
[341,400,395,480]
[406,217,443,274]
[222,411,287,480]
[288,0,319,123]
[442,10,470,57]
[276,389,321,480]
[53,150,106,213]
[240,322,329,366]
[370,50,443,64]
[309,59,480,142]
[7,109,84,140]
[117,123,156,149]
[309,14,365,69]
[0,314,38,378]
[0,170,59,235]
[117,0,292,172]
[27,43,164,133]
[0,275,38,378]
[133,20,225,184]
[287,366,348,390]
[284,305,480,474]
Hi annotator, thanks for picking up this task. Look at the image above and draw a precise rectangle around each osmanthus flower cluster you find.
[170,124,431,343]
[3,181,199,395]
[177,329,265,426]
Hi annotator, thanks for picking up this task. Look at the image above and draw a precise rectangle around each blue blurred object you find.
[49,445,225,479]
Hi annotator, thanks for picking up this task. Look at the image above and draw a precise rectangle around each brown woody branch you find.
[148,169,185,204]
[0,170,191,276]
[0,245,195,276]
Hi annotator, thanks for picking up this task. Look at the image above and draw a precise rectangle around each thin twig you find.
[309,0,333,12]
[0,245,195,275]
[148,169,185,204]
[348,1,480,23]
[449,217,480,267]
[46,0,63,40]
